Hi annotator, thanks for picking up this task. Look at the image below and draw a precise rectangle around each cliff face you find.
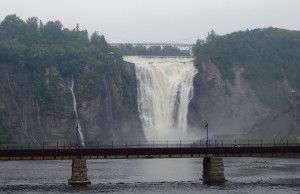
[189,60,300,139]
[0,61,143,145]
[249,92,300,140]
[79,61,144,142]
[0,63,70,144]
[189,60,271,137]
[2,56,297,145]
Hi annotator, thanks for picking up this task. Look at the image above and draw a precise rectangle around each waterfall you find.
[124,56,198,141]
[68,74,85,147]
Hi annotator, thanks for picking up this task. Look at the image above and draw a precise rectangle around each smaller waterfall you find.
[68,75,85,147]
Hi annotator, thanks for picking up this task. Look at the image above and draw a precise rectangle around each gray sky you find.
[1,0,300,43]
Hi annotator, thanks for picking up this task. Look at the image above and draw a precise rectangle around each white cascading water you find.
[68,75,85,147]
[124,56,198,141]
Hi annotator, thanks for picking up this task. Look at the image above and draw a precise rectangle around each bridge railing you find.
[0,139,299,150]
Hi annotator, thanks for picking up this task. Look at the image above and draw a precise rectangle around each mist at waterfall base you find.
[125,56,200,141]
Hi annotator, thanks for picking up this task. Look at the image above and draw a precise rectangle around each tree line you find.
[116,44,190,56]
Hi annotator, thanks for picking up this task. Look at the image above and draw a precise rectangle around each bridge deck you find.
[1,146,300,160]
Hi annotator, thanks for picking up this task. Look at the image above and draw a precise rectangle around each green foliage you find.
[40,20,64,44]
[0,15,125,113]
[0,39,26,67]
[24,17,39,44]
[0,120,16,144]
[0,14,26,41]
[193,28,300,109]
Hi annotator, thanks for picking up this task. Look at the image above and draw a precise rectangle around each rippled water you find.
[0,158,300,193]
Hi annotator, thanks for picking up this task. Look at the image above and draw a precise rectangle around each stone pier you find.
[202,157,226,184]
[68,159,91,185]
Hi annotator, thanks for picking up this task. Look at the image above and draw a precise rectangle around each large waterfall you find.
[124,56,198,141]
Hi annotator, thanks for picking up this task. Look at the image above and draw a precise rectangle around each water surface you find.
[0,158,300,193]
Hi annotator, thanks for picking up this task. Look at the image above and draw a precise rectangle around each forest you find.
[0,14,125,111]
[0,15,128,144]
[193,28,300,108]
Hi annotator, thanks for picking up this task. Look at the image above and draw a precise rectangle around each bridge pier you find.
[68,159,91,185]
[202,157,226,184]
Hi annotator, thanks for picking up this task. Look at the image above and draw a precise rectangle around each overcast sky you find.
[1,0,300,43]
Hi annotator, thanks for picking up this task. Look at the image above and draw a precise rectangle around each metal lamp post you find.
[205,121,208,147]
[76,123,79,149]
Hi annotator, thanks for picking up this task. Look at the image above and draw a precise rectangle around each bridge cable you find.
[96,30,141,43]
[168,32,209,43]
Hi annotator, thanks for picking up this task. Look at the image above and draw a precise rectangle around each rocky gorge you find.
[1,15,300,145]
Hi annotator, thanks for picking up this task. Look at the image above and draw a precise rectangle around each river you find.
[0,157,300,193]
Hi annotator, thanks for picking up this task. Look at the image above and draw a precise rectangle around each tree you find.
[0,14,26,40]
[40,20,64,43]
[206,29,217,43]
[91,32,108,48]
[24,17,39,44]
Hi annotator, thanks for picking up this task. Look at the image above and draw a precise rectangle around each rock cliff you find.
[189,60,271,137]
[0,60,143,146]
[189,59,300,140]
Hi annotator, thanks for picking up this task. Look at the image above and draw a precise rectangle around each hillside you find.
[193,28,300,109]
[0,15,143,145]
[191,28,300,138]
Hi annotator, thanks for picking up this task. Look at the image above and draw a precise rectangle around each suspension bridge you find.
[109,42,193,47]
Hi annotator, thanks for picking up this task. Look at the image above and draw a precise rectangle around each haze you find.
[1,0,300,43]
